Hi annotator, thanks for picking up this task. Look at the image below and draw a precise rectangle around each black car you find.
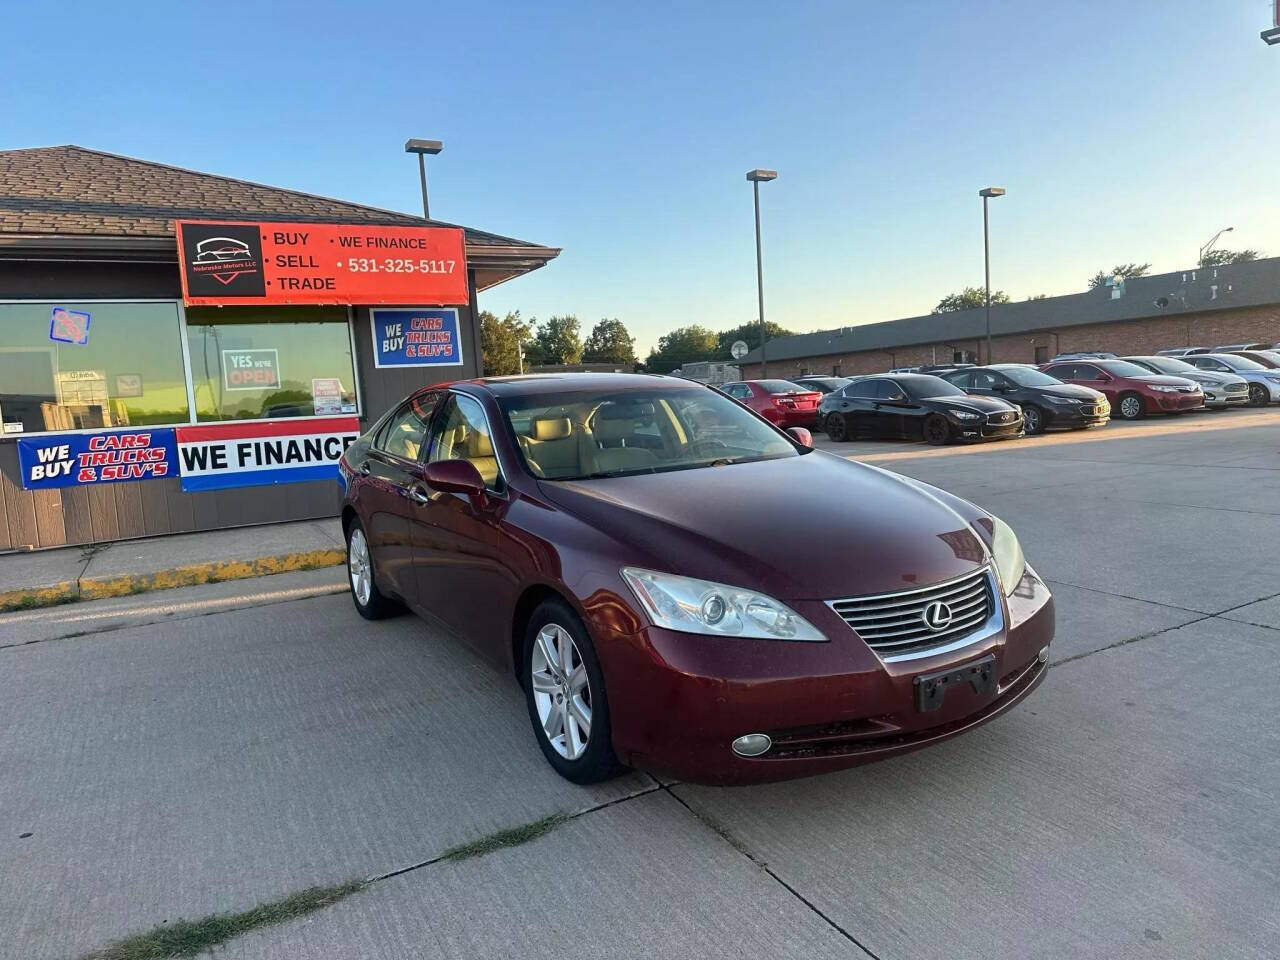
[787,375,851,395]
[819,373,1023,445]
[941,364,1110,435]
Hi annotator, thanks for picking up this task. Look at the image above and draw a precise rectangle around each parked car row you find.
[722,347,1280,446]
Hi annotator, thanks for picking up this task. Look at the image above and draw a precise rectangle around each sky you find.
[4,1,1278,355]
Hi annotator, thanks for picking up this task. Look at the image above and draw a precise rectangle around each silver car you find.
[1123,356,1249,409]
[1181,354,1280,406]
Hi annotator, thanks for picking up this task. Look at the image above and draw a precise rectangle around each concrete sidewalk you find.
[0,519,346,612]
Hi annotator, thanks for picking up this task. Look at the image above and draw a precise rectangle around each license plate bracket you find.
[913,654,996,712]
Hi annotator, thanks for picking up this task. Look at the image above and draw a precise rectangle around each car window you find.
[873,380,905,400]
[844,379,880,399]
[723,383,749,399]
[1197,358,1230,371]
[944,371,974,389]
[1219,355,1264,371]
[971,370,1001,390]
[374,394,438,462]
[426,393,503,490]
[1076,364,1102,379]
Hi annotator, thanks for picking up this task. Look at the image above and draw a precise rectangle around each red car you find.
[339,374,1053,785]
[1039,358,1203,420]
[721,379,822,428]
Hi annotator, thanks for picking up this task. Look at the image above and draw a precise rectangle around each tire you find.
[522,599,624,784]
[923,413,951,445]
[345,517,395,620]
[1022,404,1045,435]
[1249,383,1270,407]
[1117,392,1145,420]
[825,413,848,442]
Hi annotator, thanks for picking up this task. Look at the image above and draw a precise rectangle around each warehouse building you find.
[737,258,1280,378]
[0,145,558,551]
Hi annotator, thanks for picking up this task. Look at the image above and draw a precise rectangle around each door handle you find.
[408,485,430,504]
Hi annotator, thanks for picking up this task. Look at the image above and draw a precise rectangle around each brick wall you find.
[738,304,1280,379]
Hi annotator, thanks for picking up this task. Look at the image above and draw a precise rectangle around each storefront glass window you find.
[186,306,358,422]
[0,301,188,435]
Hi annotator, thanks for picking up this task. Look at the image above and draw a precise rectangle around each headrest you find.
[593,418,633,441]
[533,417,572,441]
[468,431,494,457]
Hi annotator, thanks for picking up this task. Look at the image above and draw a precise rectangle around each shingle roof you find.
[0,144,554,253]
[740,257,1280,364]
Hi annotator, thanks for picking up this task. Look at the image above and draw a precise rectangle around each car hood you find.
[1131,374,1199,387]
[1183,371,1245,386]
[1036,384,1104,401]
[921,395,1015,414]
[537,452,991,601]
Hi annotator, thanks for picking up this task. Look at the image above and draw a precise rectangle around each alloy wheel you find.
[825,413,847,442]
[1119,395,1143,419]
[530,623,592,760]
[1249,383,1269,406]
[348,528,372,606]
[1024,406,1042,434]
[925,415,950,444]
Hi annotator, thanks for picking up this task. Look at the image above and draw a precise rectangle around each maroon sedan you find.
[339,374,1053,785]
[721,379,822,428]
[1039,358,1203,420]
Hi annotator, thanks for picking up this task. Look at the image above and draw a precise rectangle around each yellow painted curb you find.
[77,549,346,601]
[0,581,80,613]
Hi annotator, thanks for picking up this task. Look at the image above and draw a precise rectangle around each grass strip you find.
[437,812,568,863]
[81,879,365,960]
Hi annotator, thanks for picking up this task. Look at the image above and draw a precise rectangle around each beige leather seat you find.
[590,418,658,473]
[464,429,499,487]
[520,417,582,478]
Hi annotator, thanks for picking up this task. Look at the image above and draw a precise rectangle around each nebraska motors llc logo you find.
[179,222,267,297]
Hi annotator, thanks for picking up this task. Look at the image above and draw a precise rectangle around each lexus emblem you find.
[922,600,953,632]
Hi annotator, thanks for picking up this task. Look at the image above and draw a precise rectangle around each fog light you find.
[1037,646,1050,664]
[731,733,772,757]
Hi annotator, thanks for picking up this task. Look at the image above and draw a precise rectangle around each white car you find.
[1181,354,1280,406]
[1124,356,1249,409]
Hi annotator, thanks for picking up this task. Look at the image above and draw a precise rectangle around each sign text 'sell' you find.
[175,220,469,306]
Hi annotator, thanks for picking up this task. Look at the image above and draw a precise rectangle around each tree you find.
[644,324,719,372]
[1087,263,1150,289]
[582,318,636,365]
[716,320,795,356]
[528,315,583,366]
[1200,248,1261,267]
[480,310,530,376]
[933,287,1010,313]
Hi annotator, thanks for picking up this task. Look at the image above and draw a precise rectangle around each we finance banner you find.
[176,417,359,492]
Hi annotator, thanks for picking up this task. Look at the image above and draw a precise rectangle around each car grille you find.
[828,568,995,659]
[1227,383,1248,393]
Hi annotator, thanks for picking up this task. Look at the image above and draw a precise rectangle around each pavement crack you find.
[1042,578,1207,615]
[663,785,881,960]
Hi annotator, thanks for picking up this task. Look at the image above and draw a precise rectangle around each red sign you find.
[176,220,469,306]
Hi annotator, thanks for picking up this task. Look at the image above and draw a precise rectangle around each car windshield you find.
[999,367,1063,387]
[757,379,811,394]
[1216,355,1266,370]
[1135,356,1195,375]
[1096,360,1157,377]
[902,376,967,399]
[500,387,800,481]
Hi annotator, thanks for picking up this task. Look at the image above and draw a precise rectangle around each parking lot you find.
[3,406,1278,960]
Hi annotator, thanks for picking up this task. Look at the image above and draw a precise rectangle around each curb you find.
[0,548,346,613]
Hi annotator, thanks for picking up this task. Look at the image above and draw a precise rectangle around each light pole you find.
[404,139,443,219]
[979,187,1005,363]
[747,169,777,376]
[1198,226,1233,266]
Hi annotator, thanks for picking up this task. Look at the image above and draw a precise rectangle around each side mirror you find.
[786,426,814,448]
[423,459,487,505]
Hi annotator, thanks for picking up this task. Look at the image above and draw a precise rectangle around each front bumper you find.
[1151,391,1205,412]
[1202,389,1249,408]
[1043,401,1109,427]
[597,566,1054,785]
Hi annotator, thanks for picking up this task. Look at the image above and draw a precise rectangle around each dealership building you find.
[0,145,558,551]
[737,258,1280,378]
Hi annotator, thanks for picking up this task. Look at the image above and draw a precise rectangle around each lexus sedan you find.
[339,374,1053,785]
[1123,355,1249,409]
[820,373,1023,444]
[1039,358,1203,419]
[942,364,1109,435]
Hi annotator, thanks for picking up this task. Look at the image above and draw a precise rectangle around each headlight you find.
[1044,395,1078,405]
[988,516,1026,597]
[1149,385,1178,393]
[949,409,982,420]
[621,568,825,642]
